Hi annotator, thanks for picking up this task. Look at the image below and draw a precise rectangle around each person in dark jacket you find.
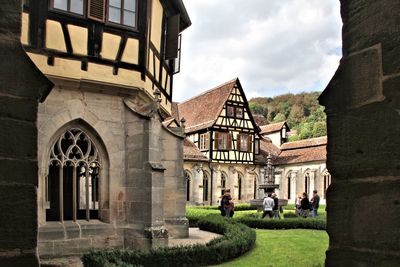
[272,193,280,219]
[300,192,311,218]
[310,190,320,217]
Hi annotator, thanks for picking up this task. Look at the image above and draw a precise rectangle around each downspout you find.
[209,128,214,205]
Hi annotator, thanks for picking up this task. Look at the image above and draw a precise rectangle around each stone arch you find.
[40,119,110,223]
[321,169,331,200]
[220,171,228,196]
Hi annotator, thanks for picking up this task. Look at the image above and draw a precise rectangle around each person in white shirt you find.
[262,193,275,219]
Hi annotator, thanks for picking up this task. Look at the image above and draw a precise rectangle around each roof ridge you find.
[178,78,238,105]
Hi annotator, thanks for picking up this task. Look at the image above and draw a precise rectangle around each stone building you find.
[20,0,191,258]
[274,136,330,204]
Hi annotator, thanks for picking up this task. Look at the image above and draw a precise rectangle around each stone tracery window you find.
[238,173,242,200]
[304,172,310,196]
[46,128,101,222]
[221,172,227,196]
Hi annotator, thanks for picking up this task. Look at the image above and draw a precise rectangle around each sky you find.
[173,0,342,102]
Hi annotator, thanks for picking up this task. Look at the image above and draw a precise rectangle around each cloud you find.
[174,0,342,102]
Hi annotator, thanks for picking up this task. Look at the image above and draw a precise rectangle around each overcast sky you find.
[173,0,342,102]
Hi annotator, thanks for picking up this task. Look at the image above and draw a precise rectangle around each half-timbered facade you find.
[178,79,271,205]
[21,0,191,257]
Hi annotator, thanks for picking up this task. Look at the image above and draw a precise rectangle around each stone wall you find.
[0,1,52,266]
[319,1,400,266]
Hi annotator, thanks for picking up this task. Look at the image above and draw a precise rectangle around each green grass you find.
[209,229,328,267]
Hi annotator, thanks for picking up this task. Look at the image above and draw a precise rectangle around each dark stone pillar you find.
[0,1,52,266]
[319,1,400,266]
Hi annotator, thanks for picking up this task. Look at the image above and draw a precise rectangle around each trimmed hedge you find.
[82,215,256,267]
[235,216,326,230]
[187,203,256,211]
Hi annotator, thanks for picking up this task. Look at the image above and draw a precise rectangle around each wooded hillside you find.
[249,92,326,141]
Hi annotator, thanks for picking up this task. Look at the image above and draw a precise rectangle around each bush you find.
[235,216,326,230]
[82,215,256,267]
[187,203,256,211]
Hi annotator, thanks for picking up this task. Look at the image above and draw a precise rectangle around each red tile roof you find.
[183,138,209,162]
[275,136,327,165]
[255,137,281,164]
[177,78,238,133]
[260,121,288,135]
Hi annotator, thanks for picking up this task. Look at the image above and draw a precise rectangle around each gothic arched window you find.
[203,172,209,202]
[323,171,331,199]
[221,172,227,196]
[304,172,310,195]
[238,173,243,200]
[287,172,292,200]
[185,171,191,202]
[46,128,101,222]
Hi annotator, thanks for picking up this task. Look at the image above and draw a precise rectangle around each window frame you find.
[254,138,260,154]
[226,105,235,117]
[106,0,138,30]
[215,132,232,151]
[235,106,244,118]
[237,133,252,152]
[199,132,210,151]
[49,0,86,17]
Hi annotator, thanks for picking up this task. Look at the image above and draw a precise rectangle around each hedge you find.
[187,203,256,211]
[235,216,326,230]
[82,215,256,267]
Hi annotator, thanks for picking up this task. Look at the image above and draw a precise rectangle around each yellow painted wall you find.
[101,33,121,60]
[150,0,163,51]
[46,20,67,52]
[122,38,139,64]
[68,24,88,55]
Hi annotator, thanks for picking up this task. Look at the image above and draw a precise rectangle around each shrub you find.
[82,215,256,267]
[235,216,326,230]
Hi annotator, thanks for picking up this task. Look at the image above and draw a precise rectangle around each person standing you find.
[221,189,232,217]
[262,193,275,219]
[310,190,320,217]
[272,193,280,219]
[300,192,311,218]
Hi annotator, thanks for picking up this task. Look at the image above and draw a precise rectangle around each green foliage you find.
[249,92,327,140]
[235,216,326,230]
[82,215,256,267]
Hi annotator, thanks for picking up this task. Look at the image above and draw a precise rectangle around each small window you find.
[236,107,244,118]
[108,0,137,27]
[173,34,182,74]
[199,133,210,151]
[52,0,85,15]
[254,139,260,154]
[226,105,235,117]
[237,133,252,152]
[215,132,232,150]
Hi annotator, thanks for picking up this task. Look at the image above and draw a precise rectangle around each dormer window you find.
[236,107,244,118]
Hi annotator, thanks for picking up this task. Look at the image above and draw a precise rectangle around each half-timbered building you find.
[21,0,191,257]
[177,78,274,205]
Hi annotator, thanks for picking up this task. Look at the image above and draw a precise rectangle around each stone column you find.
[291,171,298,200]
[211,167,220,205]
[319,1,400,266]
[0,2,53,266]
[309,170,316,192]
[191,166,202,204]
[124,111,168,249]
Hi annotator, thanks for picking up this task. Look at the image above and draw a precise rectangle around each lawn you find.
[210,229,328,267]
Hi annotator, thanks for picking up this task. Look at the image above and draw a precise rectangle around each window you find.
[235,107,244,118]
[237,133,252,152]
[304,173,310,195]
[287,174,291,199]
[185,171,191,201]
[46,128,101,222]
[226,105,235,117]
[323,171,331,199]
[254,139,260,154]
[253,176,257,199]
[199,132,210,151]
[108,0,137,27]
[173,34,182,74]
[221,173,226,196]
[52,0,85,15]
[238,174,242,200]
[203,172,209,202]
[214,132,232,150]
[226,104,244,118]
